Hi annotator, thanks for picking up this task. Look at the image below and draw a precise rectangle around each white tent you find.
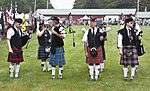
[80,15,90,20]
[15,13,30,19]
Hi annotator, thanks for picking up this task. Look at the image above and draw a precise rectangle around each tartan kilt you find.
[120,46,139,65]
[49,47,65,66]
[7,48,24,63]
[86,47,103,64]
[38,46,50,60]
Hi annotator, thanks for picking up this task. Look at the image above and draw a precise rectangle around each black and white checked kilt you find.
[120,46,139,66]
[38,46,50,60]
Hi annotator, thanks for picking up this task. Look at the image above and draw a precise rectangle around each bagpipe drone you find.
[50,12,76,47]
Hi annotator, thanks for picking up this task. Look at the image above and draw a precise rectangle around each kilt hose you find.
[38,46,50,60]
[49,47,65,66]
[86,47,103,65]
[120,46,139,66]
[7,48,24,63]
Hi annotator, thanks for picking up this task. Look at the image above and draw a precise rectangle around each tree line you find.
[74,0,150,11]
[0,0,53,13]
[0,0,150,13]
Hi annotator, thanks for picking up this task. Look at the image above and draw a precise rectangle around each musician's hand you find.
[9,48,13,53]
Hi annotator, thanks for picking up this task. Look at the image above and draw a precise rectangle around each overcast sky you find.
[50,0,75,9]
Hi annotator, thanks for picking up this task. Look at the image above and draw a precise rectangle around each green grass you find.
[0,25,150,91]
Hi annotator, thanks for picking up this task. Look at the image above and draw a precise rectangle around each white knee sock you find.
[131,67,136,77]
[10,63,15,73]
[123,67,128,78]
[10,63,15,77]
[59,67,63,76]
[95,65,100,80]
[52,67,56,76]
[15,64,20,78]
[88,65,94,79]
[100,63,104,71]
[59,67,63,79]
[47,62,52,71]
[41,62,46,71]
[135,65,138,72]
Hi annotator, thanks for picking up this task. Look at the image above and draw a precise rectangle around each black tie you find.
[129,29,133,42]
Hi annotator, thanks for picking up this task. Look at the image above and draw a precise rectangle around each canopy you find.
[80,15,90,20]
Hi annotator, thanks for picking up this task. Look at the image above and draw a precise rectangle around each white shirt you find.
[7,26,22,39]
[117,27,132,48]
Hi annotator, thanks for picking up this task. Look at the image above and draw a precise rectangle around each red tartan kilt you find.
[86,47,103,64]
[7,48,24,63]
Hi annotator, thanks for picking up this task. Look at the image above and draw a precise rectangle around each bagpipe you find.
[22,15,38,49]
[52,12,76,47]
[135,31,145,56]
[21,31,32,48]
[65,12,76,47]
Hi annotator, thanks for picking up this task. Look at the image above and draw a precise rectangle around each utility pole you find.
[11,0,13,10]
[47,0,49,9]
[137,0,140,12]
[15,1,17,14]
[12,0,15,19]
[144,6,147,12]
[34,0,36,12]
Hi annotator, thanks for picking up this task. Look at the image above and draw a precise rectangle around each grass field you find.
[0,25,150,91]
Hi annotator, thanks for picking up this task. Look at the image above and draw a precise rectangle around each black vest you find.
[10,27,22,48]
[51,26,64,47]
[38,30,51,47]
[87,28,102,48]
[118,28,137,46]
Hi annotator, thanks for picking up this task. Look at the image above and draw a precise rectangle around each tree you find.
[140,0,150,11]
[73,0,86,9]
[0,0,53,13]
[84,0,99,9]
[115,0,136,8]
[0,0,11,10]
[0,0,150,12]
[73,0,150,11]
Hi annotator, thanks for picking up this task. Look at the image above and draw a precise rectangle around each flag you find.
[22,14,26,32]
